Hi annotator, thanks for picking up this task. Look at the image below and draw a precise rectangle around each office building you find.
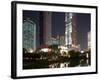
[23,19,36,51]
[43,12,52,45]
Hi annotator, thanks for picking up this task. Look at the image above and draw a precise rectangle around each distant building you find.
[59,36,65,46]
[65,13,77,49]
[88,31,91,49]
[43,12,52,45]
[56,35,65,46]
[23,19,36,51]
[47,37,59,45]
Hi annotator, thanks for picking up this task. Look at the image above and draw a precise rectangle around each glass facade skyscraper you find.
[23,19,36,51]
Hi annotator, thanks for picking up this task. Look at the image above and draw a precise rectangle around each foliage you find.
[49,44,58,50]
[68,50,80,58]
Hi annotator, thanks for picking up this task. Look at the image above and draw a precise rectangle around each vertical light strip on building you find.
[65,13,73,48]
[65,13,77,49]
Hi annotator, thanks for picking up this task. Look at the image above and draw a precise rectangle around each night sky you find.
[76,13,90,50]
[52,12,90,50]
[23,11,90,50]
[52,12,65,36]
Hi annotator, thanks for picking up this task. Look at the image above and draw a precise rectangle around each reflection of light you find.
[29,49,34,53]
[58,46,68,56]
[60,62,69,68]
[81,50,84,53]
[86,53,89,58]
[25,51,27,54]
[86,59,89,64]
[49,63,59,68]
[40,48,51,52]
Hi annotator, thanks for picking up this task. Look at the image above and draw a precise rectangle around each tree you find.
[68,50,80,58]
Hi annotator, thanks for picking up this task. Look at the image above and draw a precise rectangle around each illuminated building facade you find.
[23,11,52,52]
[59,36,65,46]
[56,35,65,46]
[65,13,77,48]
[88,31,91,49]
[23,19,36,51]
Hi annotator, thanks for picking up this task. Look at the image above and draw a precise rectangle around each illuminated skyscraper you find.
[23,19,36,51]
[65,13,77,48]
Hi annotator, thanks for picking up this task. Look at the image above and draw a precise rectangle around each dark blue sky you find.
[52,12,65,36]
[76,13,90,50]
[23,11,90,50]
[52,12,90,50]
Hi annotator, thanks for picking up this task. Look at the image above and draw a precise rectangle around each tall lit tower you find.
[23,19,36,51]
[65,13,77,48]
[88,31,91,49]
[65,13,72,48]
[43,12,52,45]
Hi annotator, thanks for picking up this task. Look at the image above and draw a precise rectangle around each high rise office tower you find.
[65,13,77,48]
[43,12,52,45]
[23,19,36,51]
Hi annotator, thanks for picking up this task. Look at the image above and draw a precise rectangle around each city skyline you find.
[23,10,90,50]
